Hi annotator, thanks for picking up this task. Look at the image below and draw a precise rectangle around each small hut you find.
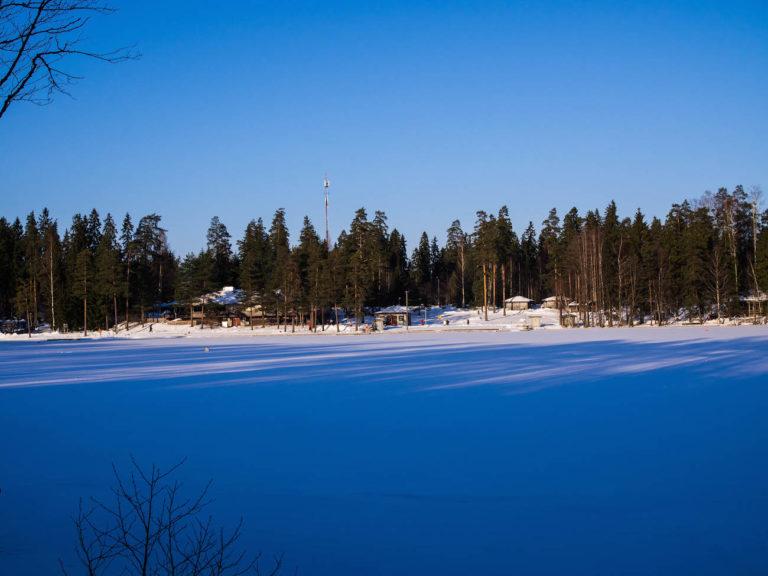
[541,296,558,309]
[505,296,532,311]
[567,301,580,314]
[742,292,768,318]
[562,313,578,328]
[375,305,413,328]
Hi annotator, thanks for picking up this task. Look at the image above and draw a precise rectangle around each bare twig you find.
[0,0,138,120]
[61,458,283,576]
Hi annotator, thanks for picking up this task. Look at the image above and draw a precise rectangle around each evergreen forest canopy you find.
[2,184,767,332]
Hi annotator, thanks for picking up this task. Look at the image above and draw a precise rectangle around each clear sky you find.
[2,0,767,255]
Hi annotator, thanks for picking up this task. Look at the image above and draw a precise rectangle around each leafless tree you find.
[0,0,136,120]
[59,458,283,576]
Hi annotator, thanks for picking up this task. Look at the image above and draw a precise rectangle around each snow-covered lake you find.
[2,327,768,575]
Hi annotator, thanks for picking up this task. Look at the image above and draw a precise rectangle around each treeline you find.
[1,185,766,331]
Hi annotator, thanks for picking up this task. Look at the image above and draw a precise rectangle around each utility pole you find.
[324,176,331,248]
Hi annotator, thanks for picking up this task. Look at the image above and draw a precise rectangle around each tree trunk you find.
[460,240,465,308]
[501,264,507,316]
[49,238,56,331]
[483,263,488,321]
[492,263,497,311]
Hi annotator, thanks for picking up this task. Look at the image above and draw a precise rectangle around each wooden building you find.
[374,305,413,328]
[742,292,768,318]
[541,296,558,309]
[505,296,533,311]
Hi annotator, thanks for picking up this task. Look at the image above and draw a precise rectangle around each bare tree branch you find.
[60,458,283,576]
[0,0,137,120]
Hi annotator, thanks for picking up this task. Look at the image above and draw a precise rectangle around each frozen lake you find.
[2,327,768,575]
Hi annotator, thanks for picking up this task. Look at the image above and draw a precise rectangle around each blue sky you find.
[2,0,767,254]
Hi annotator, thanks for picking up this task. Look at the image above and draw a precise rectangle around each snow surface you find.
[1,327,768,575]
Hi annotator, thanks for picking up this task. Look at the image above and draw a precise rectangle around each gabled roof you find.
[505,295,532,303]
[196,286,246,306]
[377,305,414,314]
[741,291,768,302]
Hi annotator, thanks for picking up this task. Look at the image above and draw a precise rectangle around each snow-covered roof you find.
[741,292,768,302]
[196,287,246,306]
[568,301,580,307]
[542,296,558,302]
[376,305,414,314]
[505,296,532,303]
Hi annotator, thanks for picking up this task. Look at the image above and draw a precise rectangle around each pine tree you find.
[121,214,135,327]
[14,278,33,337]
[134,214,169,322]
[95,214,122,330]
[371,210,390,305]
[297,216,323,330]
[430,236,443,306]
[22,211,40,327]
[73,249,91,335]
[520,222,538,300]
[38,209,62,330]
[411,232,432,305]
[445,220,468,308]
[268,208,290,328]
[602,201,620,326]
[346,208,372,329]
[238,218,269,329]
[206,216,234,287]
[473,211,497,319]
[0,217,23,318]
[539,208,563,321]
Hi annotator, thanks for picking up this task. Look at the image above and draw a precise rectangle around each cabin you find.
[190,286,246,326]
[541,296,559,309]
[562,313,578,328]
[505,296,532,311]
[374,305,413,329]
[567,301,580,314]
[742,292,768,318]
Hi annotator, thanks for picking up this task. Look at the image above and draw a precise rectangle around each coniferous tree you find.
[539,208,563,320]
[473,211,497,319]
[387,228,410,306]
[133,214,170,321]
[238,218,269,329]
[495,206,515,314]
[297,216,323,329]
[121,214,136,327]
[38,209,62,330]
[73,248,91,335]
[345,208,373,329]
[0,217,23,318]
[22,211,40,327]
[411,232,432,305]
[445,220,468,308]
[268,209,290,328]
[430,236,444,306]
[95,214,122,330]
[206,216,234,287]
[520,222,538,300]
[3,185,768,331]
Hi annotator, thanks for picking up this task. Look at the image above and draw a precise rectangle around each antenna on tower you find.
[323,175,331,248]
